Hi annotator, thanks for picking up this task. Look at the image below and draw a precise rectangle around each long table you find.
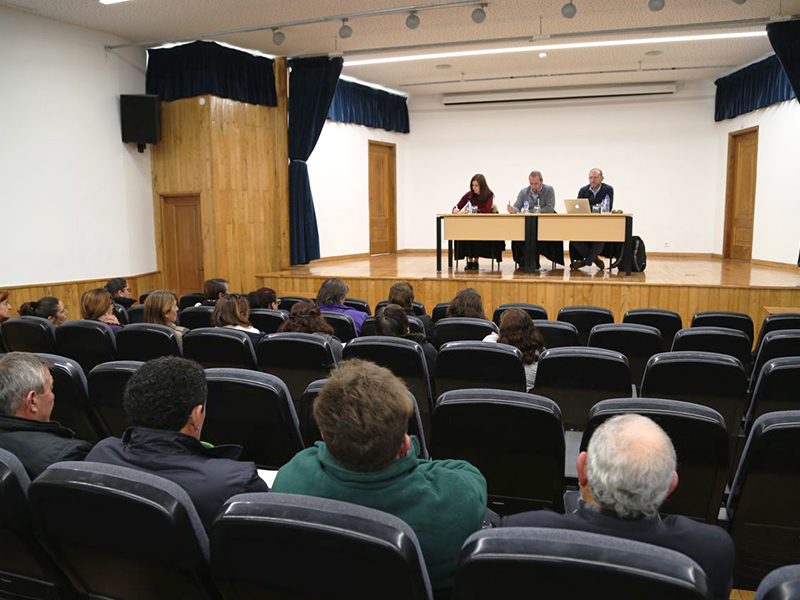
[435,213,634,275]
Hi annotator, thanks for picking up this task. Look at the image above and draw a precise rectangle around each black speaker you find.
[120,94,161,147]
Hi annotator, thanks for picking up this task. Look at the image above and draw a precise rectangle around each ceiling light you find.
[272,29,285,45]
[645,50,662,56]
[561,2,577,19]
[731,0,747,3]
[648,0,665,11]
[99,0,129,4]
[339,19,353,39]
[538,52,547,58]
[436,63,453,69]
[406,12,421,30]
[471,5,487,24]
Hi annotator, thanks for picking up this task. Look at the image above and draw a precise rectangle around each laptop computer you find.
[564,198,591,214]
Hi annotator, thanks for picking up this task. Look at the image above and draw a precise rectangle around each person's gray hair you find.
[316,278,350,306]
[0,352,53,416]
[586,414,676,519]
[529,170,543,181]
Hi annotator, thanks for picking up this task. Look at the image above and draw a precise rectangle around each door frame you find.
[722,125,758,260]
[159,193,204,294]
[368,140,397,255]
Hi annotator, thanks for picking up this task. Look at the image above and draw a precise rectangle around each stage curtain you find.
[146,41,277,106]
[288,56,343,265]
[768,20,800,104]
[328,79,410,133]
[714,55,795,122]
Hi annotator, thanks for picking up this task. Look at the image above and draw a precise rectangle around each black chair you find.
[435,341,526,395]
[361,314,425,336]
[727,412,800,589]
[203,369,304,469]
[256,332,338,408]
[113,304,129,325]
[751,330,800,387]
[37,353,104,443]
[492,303,548,325]
[179,292,206,311]
[431,302,450,323]
[454,528,708,600]
[376,300,427,316]
[277,296,312,312]
[691,310,754,346]
[343,297,371,315]
[672,326,752,374]
[211,493,433,600]
[582,398,729,524]
[29,461,221,600]
[557,305,615,346]
[754,313,800,356]
[248,308,287,334]
[623,308,683,352]
[55,320,117,374]
[0,448,76,600]
[126,305,146,324]
[532,347,632,430]
[588,323,662,389]
[432,389,564,515]
[431,317,498,350]
[532,320,581,349]
[183,328,257,370]
[87,361,142,438]
[754,565,800,600]
[116,323,182,361]
[746,357,800,432]
[138,291,153,304]
[179,306,214,330]
[0,316,57,353]
[321,311,357,343]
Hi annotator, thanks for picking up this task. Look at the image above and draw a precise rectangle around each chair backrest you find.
[179,292,206,311]
[277,296,313,312]
[203,369,304,469]
[126,305,146,324]
[211,493,432,600]
[532,347,632,430]
[751,330,800,386]
[454,528,708,600]
[432,389,564,515]
[0,316,57,353]
[691,310,754,345]
[183,328,257,370]
[29,461,218,600]
[623,308,683,352]
[179,306,214,330]
[557,305,615,345]
[727,412,800,589]
[116,323,182,361]
[754,565,800,600]
[138,291,153,304]
[113,304,129,325]
[492,303,548,325]
[755,313,800,357]
[435,341,526,395]
[532,319,581,349]
[86,361,143,438]
[343,297,371,315]
[747,357,800,431]
[248,308,288,334]
[321,311,357,343]
[672,326,752,373]
[376,300,427,316]
[55,320,117,374]
[431,317,498,350]
[361,315,425,336]
[431,302,450,323]
[583,398,729,524]
[588,323,662,389]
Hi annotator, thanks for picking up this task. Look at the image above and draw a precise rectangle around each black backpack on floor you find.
[631,236,646,272]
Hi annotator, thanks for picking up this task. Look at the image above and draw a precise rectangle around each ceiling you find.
[3,0,798,96]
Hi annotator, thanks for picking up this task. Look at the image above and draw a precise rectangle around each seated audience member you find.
[277,300,343,361]
[86,356,269,530]
[0,353,92,478]
[0,290,12,324]
[483,308,545,391]
[201,278,229,306]
[503,414,735,600]
[315,278,367,336]
[81,288,122,333]
[18,296,69,326]
[388,282,433,336]
[445,286,486,319]
[247,287,278,310]
[272,359,487,596]
[376,304,436,378]
[105,277,135,309]
[211,294,263,345]
[144,290,187,343]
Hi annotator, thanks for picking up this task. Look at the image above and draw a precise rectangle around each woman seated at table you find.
[211,294,263,345]
[81,288,122,333]
[483,308,545,391]
[451,173,504,271]
[144,290,187,343]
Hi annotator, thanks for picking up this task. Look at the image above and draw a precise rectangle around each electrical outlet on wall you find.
[664,242,670,248]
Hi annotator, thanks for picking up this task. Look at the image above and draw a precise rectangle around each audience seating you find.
[248,308,287,334]
[203,369,304,469]
[431,302,450,323]
[588,323,662,389]
[727,411,800,590]
[754,313,800,356]
[29,461,221,600]
[431,317,498,350]
[179,306,214,330]
[623,308,683,352]
[454,528,709,600]
[745,357,800,432]
[86,361,142,438]
[672,326,753,373]
[435,341,526,395]
[55,321,117,375]
[691,310,754,346]
[557,305,615,346]
[183,328,257,370]
[211,493,433,600]
[116,323,182,361]
[492,303,548,325]
[582,398,729,524]
[138,291,152,304]
[360,314,425,336]
[321,311,357,343]
[343,297,371,315]
[277,296,312,312]
[533,347,632,430]
[751,330,800,386]
[0,316,57,353]
[126,305,146,324]
[532,319,581,349]
[754,564,800,600]
[179,292,206,311]
[432,389,564,515]
[113,303,129,325]
[0,448,76,600]
[376,299,427,316]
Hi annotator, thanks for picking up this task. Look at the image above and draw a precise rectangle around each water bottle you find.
[523,200,529,214]
[466,200,473,214]
[602,194,610,214]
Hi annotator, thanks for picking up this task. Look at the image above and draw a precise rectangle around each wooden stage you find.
[258,252,800,339]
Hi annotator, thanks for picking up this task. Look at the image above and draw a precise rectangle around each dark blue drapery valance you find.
[328,79,410,134]
[714,55,795,122]
[147,41,277,106]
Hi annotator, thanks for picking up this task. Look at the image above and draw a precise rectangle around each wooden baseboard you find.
[751,258,800,271]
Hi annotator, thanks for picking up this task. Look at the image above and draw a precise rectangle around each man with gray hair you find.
[0,352,92,478]
[503,414,734,599]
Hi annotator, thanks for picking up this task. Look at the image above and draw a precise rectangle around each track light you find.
[471,4,487,24]
[561,1,577,19]
[406,11,421,29]
[272,29,285,45]
[648,0,665,11]
[339,19,353,39]
[731,0,747,3]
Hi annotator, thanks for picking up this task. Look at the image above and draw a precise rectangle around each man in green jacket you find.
[272,359,487,596]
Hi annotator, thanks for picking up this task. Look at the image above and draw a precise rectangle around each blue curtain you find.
[288,57,343,265]
[147,41,277,106]
[714,55,795,121]
[328,79,410,134]
[768,20,800,105]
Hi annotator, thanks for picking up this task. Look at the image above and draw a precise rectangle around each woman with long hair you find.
[446,287,486,320]
[143,290,187,342]
[18,296,69,326]
[211,294,263,344]
[81,288,122,333]
[278,300,343,361]
[484,308,546,391]
[451,173,504,271]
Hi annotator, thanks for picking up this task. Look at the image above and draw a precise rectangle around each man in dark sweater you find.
[503,414,735,600]
[0,352,92,478]
[571,167,615,270]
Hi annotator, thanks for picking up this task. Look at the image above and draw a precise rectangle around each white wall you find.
[0,6,156,287]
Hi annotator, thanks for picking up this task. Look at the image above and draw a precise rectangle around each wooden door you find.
[368,142,397,255]
[724,127,758,261]
[162,195,204,296]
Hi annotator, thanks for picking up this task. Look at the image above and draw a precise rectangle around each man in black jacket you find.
[571,168,615,270]
[0,352,92,478]
[86,356,268,530]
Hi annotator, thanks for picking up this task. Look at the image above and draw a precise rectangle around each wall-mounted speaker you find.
[120,94,161,151]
